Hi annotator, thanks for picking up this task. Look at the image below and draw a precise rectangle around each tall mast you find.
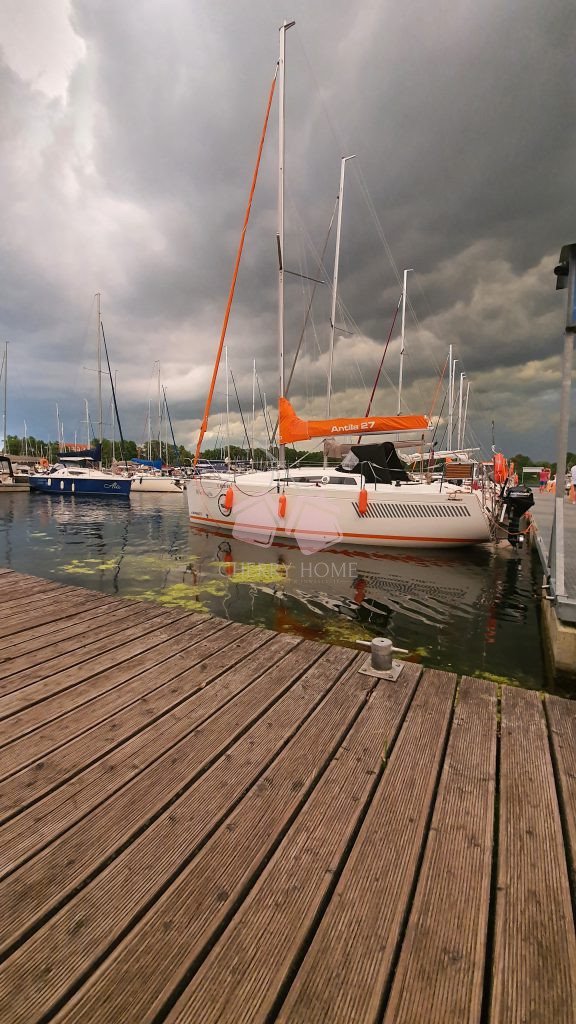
[56,404,61,451]
[277,18,295,469]
[457,371,466,449]
[112,371,117,461]
[225,345,231,464]
[251,358,256,464]
[397,268,413,415]
[85,400,90,448]
[462,380,471,447]
[147,399,151,459]
[2,342,6,454]
[96,293,103,445]
[327,155,355,417]
[447,345,453,450]
[451,358,458,449]
[157,360,161,460]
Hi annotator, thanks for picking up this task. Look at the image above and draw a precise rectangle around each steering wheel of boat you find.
[321,475,330,484]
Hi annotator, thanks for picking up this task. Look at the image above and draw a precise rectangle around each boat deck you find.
[0,569,575,1023]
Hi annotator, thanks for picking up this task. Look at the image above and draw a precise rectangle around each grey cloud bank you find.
[0,0,574,458]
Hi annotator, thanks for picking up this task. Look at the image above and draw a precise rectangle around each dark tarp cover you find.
[59,444,102,462]
[341,442,410,484]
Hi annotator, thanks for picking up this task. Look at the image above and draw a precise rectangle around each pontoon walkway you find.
[0,569,574,1023]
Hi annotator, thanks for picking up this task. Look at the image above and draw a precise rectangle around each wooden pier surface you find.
[0,568,575,1023]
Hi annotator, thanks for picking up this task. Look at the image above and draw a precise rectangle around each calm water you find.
[0,491,572,697]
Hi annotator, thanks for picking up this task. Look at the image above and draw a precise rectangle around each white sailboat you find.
[187,23,492,551]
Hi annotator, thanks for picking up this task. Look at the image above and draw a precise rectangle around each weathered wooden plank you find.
[0,590,101,626]
[0,616,227,758]
[382,676,497,1024]
[276,668,456,1024]
[0,610,198,724]
[0,601,170,683]
[0,629,286,870]
[0,595,125,653]
[0,607,193,708]
[546,693,576,893]
[0,583,59,607]
[0,593,117,640]
[33,649,367,1024]
[0,639,328,969]
[161,664,422,1024]
[490,686,576,1024]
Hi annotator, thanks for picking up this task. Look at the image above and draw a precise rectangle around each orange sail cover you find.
[279,397,429,445]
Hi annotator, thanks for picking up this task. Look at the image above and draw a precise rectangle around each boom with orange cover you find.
[279,397,429,445]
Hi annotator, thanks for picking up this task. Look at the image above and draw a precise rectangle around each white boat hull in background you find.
[130,475,185,494]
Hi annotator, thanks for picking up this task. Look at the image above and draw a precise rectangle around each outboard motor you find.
[502,484,535,547]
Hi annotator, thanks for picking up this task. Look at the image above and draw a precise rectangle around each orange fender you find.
[494,452,507,484]
[358,488,368,515]
[224,487,234,510]
[278,494,287,518]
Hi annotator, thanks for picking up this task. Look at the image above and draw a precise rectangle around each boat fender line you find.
[358,488,368,515]
[224,486,234,510]
[278,494,287,518]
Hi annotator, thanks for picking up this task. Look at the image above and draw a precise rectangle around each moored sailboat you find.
[187,23,492,550]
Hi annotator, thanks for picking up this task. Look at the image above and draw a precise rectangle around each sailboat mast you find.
[112,371,117,461]
[457,371,465,449]
[277,18,295,469]
[251,359,256,464]
[2,342,7,454]
[327,154,355,417]
[157,361,161,461]
[96,293,103,445]
[397,268,413,415]
[448,345,453,450]
[85,400,90,448]
[225,346,231,464]
[462,380,471,447]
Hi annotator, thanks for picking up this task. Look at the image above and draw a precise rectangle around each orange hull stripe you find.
[188,513,486,545]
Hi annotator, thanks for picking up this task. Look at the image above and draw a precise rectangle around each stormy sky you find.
[1,0,574,459]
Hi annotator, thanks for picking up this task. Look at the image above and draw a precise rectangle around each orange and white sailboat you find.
[187,22,492,552]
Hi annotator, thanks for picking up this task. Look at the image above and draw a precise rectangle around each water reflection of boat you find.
[188,527,488,631]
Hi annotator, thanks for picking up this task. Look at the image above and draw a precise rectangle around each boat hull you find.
[187,476,492,550]
[29,476,131,497]
[129,476,185,493]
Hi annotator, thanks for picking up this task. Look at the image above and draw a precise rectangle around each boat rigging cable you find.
[269,197,338,445]
[193,65,279,467]
[162,386,180,465]
[229,367,252,455]
[357,293,402,443]
[100,321,129,469]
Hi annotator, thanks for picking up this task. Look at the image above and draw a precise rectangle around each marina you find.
[1,489,573,695]
[0,568,575,1023]
[0,5,575,1022]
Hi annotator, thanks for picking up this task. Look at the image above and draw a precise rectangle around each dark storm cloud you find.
[0,0,574,456]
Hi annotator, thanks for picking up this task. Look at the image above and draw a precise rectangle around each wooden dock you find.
[0,568,575,1023]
